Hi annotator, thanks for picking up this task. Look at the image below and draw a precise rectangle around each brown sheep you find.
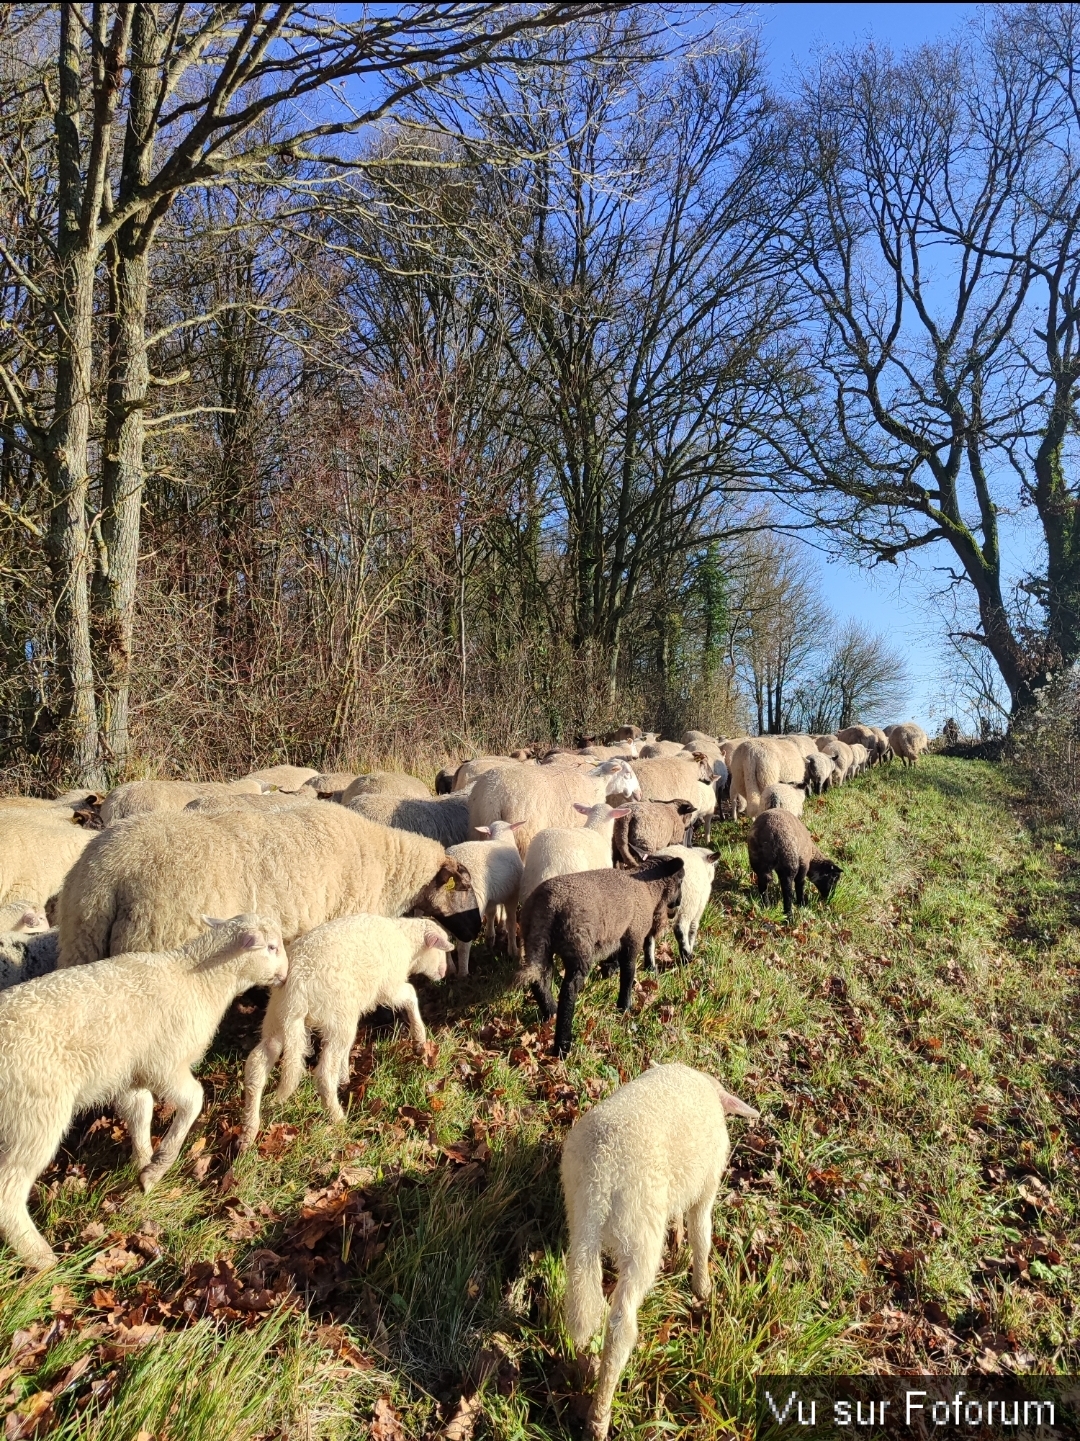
[612,800,697,865]
[746,811,842,923]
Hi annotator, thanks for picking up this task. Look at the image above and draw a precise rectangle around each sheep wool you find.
[647,845,717,963]
[519,802,628,903]
[444,821,525,975]
[0,929,59,990]
[0,809,95,907]
[56,804,479,966]
[469,760,640,858]
[0,914,286,1269]
[242,765,321,792]
[561,1063,758,1439]
[340,772,431,803]
[240,915,453,1146]
[347,792,471,848]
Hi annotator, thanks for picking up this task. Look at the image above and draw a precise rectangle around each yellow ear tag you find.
[444,876,456,891]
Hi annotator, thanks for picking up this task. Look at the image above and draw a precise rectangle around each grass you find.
[0,757,1077,1438]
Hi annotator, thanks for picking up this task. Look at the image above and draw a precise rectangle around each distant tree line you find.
[0,3,1074,784]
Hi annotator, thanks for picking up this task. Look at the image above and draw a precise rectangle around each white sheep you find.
[0,913,286,1269]
[888,722,928,766]
[242,764,320,792]
[444,820,525,975]
[561,1063,758,1439]
[451,755,526,792]
[340,772,431,803]
[56,804,479,967]
[100,777,266,824]
[645,844,717,964]
[519,802,629,904]
[627,756,711,808]
[240,915,453,1146]
[0,901,48,934]
[762,782,805,817]
[469,759,640,858]
[0,809,95,907]
[0,929,58,989]
[728,738,806,818]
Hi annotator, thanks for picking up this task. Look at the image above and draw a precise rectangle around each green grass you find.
[1,758,1077,1438]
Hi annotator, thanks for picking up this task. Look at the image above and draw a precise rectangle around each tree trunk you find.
[94,2,160,775]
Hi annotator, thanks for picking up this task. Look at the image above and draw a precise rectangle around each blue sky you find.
[757,2,985,732]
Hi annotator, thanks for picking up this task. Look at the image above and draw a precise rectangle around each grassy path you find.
[0,758,1076,1439]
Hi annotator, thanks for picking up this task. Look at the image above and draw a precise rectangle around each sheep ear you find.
[609,806,630,818]
[474,825,491,837]
[508,820,526,830]
[425,929,454,952]
[716,1083,759,1120]
[572,802,592,814]
[237,928,263,950]
[202,915,229,929]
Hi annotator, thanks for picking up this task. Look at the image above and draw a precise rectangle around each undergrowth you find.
[0,758,1077,1439]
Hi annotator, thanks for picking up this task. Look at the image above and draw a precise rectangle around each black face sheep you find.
[240,915,453,1147]
[0,913,286,1269]
[561,1063,758,1439]
[519,858,683,1058]
[746,810,842,922]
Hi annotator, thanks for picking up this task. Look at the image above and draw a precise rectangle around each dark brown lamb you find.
[746,810,842,922]
[612,799,697,865]
[519,857,684,1058]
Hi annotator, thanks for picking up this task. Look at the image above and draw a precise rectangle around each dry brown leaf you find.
[371,1396,405,1441]
[191,1153,212,1181]
[4,1389,55,1440]
[78,1222,106,1244]
[442,1393,482,1441]
[88,1245,144,1280]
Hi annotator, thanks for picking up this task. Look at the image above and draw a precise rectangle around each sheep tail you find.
[273,1012,311,1103]
[564,1207,606,1349]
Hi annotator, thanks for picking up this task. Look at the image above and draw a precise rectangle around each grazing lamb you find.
[0,913,286,1269]
[0,810,95,907]
[347,792,472,848]
[519,858,684,1058]
[341,771,431,803]
[240,916,453,1146]
[746,810,842,922]
[520,803,629,904]
[762,782,805,818]
[56,805,479,966]
[837,724,878,760]
[804,751,835,795]
[611,800,697,866]
[561,1063,758,1439]
[469,759,640,858]
[243,764,320,791]
[445,821,525,975]
[100,777,265,825]
[816,736,855,783]
[645,845,716,965]
[0,901,48,934]
[848,742,870,776]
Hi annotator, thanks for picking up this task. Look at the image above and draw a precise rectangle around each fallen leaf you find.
[371,1396,405,1441]
[442,1393,482,1441]
[4,1389,54,1440]
[257,1123,299,1159]
[79,1222,107,1244]
[192,1154,212,1181]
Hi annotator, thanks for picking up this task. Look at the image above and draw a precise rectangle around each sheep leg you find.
[140,1070,203,1192]
[115,1087,155,1172]
[674,922,692,964]
[795,864,808,908]
[391,982,427,1050]
[616,937,637,1013]
[778,873,795,923]
[754,871,769,901]
[642,934,656,972]
[240,1033,283,1152]
[273,1014,310,1103]
[686,1190,717,1301]
[0,1134,63,1270]
[553,968,586,1058]
[587,1231,664,1441]
[314,1025,353,1122]
[505,899,519,960]
[454,939,473,978]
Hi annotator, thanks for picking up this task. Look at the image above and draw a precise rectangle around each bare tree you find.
[772,5,1080,721]
[790,619,908,732]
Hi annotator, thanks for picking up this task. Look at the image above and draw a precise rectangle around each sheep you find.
[762,782,805,818]
[848,742,870,776]
[242,764,320,792]
[605,725,642,743]
[0,810,95,908]
[340,772,431,803]
[728,738,808,818]
[636,740,686,758]
[56,804,479,967]
[689,779,719,842]
[519,857,684,1057]
[816,736,855,782]
[520,802,629,904]
[469,759,640,859]
[611,800,697,866]
[681,730,718,749]
[0,929,58,989]
[645,845,716,965]
[185,790,317,816]
[300,771,357,799]
[746,809,843,922]
[100,777,265,825]
[240,916,453,1147]
[837,724,878,760]
[435,763,459,795]
[561,1063,758,1439]
[888,721,928,766]
[870,726,891,762]
[451,755,525,792]
[626,756,710,808]
[444,820,525,975]
[0,913,286,1269]
[0,901,48,934]
[804,751,836,795]
[346,792,471,848]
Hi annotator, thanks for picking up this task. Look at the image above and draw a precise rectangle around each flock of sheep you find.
[0,717,927,1436]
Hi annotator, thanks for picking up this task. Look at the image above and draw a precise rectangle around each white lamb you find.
[762,782,805,817]
[0,913,286,1269]
[561,1063,758,1439]
[519,802,629,903]
[0,901,48,934]
[645,844,717,964]
[445,820,525,976]
[240,915,454,1147]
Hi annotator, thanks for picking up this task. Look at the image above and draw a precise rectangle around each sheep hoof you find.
[586,1406,611,1440]
[26,1245,57,1273]
[139,1165,161,1193]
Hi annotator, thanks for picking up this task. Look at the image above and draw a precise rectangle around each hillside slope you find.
[0,759,1076,1439]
